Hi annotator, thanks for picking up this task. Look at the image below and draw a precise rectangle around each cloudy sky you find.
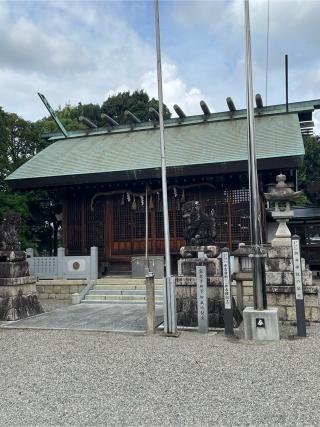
[0,0,319,131]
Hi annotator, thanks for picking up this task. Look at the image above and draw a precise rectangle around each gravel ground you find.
[0,323,320,426]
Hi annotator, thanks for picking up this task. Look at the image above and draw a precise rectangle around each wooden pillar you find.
[227,198,232,250]
[62,197,68,255]
[81,197,86,254]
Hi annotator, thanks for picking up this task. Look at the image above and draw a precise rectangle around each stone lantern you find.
[265,173,301,247]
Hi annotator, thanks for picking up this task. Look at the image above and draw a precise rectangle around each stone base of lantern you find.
[271,218,292,248]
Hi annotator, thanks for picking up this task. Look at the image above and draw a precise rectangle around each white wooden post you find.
[57,247,65,279]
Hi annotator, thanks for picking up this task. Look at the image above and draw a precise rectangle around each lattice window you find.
[114,196,130,241]
[113,195,151,241]
[196,188,250,249]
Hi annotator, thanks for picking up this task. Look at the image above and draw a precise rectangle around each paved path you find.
[2,303,164,333]
[0,325,320,426]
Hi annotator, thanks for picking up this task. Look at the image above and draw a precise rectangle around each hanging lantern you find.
[132,197,137,210]
[140,195,144,206]
[181,189,186,203]
[127,192,131,202]
[149,194,154,209]
[173,186,178,198]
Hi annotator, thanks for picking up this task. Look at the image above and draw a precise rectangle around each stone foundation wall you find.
[242,281,320,322]
[176,277,242,328]
[36,279,87,301]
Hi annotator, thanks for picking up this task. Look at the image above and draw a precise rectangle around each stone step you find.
[97,277,163,286]
[94,284,163,291]
[81,299,163,305]
[84,294,163,302]
[89,289,163,296]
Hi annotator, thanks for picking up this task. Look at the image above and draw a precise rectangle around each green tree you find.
[298,135,320,204]
[34,90,171,134]
[70,102,102,126]
[35,104,87,136]
[0,109,59,250]
[101,90,171,124]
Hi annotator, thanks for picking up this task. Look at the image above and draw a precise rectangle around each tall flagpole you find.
[244,0,266,310]
[154,0,177,334]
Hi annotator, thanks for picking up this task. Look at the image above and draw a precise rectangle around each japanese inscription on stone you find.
[222,251,232,309]
[196,266,208,333]
[292,238,303,300]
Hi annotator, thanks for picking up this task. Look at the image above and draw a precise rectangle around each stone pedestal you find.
[0,251,43,321]
[243,307,280,340]
[271,218,292,247]
[178,257,221,276]
[177,246,242,328]
[0,275,43,321]
[265,246,312,287]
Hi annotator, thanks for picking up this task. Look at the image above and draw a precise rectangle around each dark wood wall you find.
[62,182,257,266]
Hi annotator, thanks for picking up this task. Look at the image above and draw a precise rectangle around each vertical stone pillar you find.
[57,247,65,279]
[236,280,244,312]
[25,248,34,277]
[90,246,98,282]
[26,248,34,258]
[146,272,155,335]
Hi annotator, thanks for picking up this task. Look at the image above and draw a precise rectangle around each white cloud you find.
[0,0,204,122]
[313,111,320,136]
[0,0,319,135]
[140,63,207,116]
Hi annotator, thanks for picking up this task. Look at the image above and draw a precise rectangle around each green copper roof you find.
[6,113,304,188]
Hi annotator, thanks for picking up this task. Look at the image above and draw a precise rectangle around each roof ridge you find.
[43,98,320,142]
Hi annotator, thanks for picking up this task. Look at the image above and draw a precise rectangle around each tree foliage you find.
[0,110,44,248]
[0,90,172,252]
[35,90,171,133]
[101,90,171,124]
[298,135,320,204]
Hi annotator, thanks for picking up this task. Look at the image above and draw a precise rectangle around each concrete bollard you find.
[90,246,98,281]
[72,293,81,305]
[146,272,155,335]
[57,247,65,279]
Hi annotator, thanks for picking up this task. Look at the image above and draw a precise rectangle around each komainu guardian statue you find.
[180,201,217,258]
[0,213,21,251]
[0,213,43,320]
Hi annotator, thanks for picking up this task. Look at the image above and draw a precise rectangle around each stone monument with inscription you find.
[0,213,43,320]
[176,201,241,328]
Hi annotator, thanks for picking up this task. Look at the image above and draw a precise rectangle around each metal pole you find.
[285,54,289,113]
[154,0,176,334]
[145,185,149,275]
[244,0,266,310]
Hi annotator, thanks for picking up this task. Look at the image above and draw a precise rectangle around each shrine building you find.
[6,99,320,275]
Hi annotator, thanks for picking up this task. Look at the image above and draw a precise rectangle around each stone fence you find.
[26,247,98,281]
